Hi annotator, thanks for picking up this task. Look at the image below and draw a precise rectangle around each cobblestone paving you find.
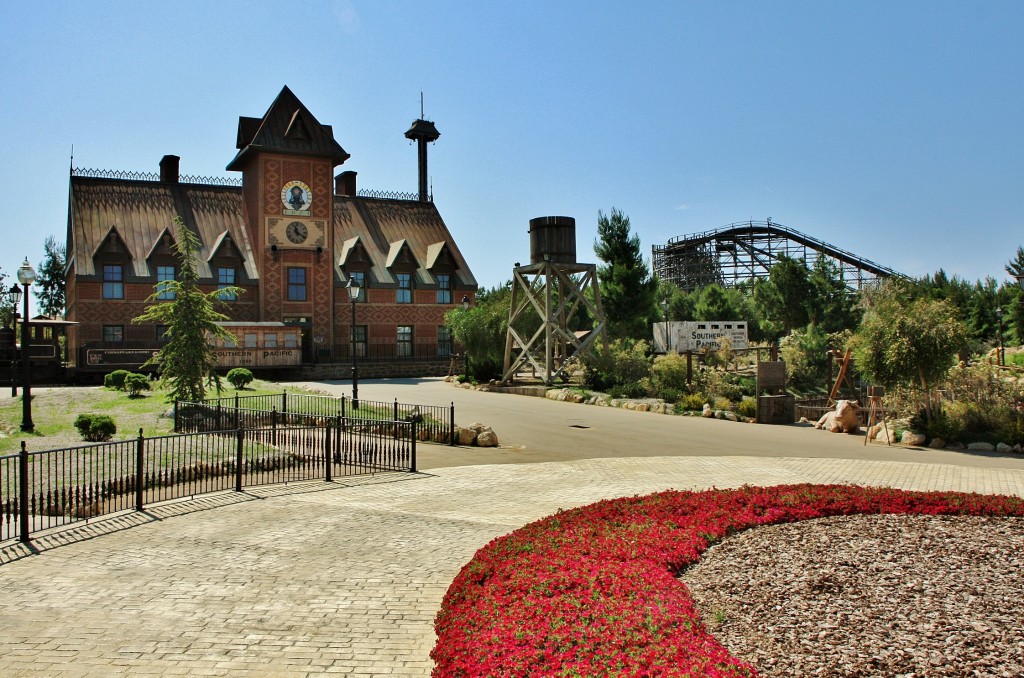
[3,456,1024,676]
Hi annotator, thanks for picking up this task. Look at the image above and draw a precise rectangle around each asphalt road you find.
[287,378,1024,472]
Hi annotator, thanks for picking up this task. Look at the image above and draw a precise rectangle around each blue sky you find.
[2,1,1022,315]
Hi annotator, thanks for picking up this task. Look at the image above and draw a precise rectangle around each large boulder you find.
[901,431,927,447]
[457,426,477,446]
[476,429,499,447]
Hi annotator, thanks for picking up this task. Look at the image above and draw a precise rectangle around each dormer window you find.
[103,264,124,299]
[396,273,412,304]
[436,274,452,304]
[156,265,176,300]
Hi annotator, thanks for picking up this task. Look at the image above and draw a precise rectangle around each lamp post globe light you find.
[347,277,360,409]
[16,258,36,432]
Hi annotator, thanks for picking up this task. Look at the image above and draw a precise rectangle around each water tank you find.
[529,216,576,265]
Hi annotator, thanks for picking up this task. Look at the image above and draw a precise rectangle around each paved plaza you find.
[3,379,1024,676]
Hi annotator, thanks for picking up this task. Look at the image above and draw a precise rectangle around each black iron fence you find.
[181,391,456,445]
[1,418,416,546]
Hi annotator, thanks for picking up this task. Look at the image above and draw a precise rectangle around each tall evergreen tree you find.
[753,255,810,337]
[807,255,858,333]
[35,236,67,318]
[133,217,240,402]
[594,208,657,340]
[694,284,742,321]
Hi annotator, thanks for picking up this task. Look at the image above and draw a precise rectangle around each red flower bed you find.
[432,484,1024,677]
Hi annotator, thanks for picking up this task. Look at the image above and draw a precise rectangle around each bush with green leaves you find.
[123,373,151,397]
[104,370,131,390]
[74,413,117,442]
[779,324,831,391]
[677,393,707,413]
[581,339,652,393]
[649,352,690,395]
[737,396,757,419]
[226,367,254,390]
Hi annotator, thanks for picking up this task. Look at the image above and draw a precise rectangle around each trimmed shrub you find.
[226,367,254,390]
[74,414,117,442]
[123,373,151,398]
[737,396,757,419]
[678,393,707,412]
[103,370,131,390]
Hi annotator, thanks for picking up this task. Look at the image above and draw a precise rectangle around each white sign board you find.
[653,321,749,353]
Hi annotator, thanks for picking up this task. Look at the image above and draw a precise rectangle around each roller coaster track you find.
[652,219,904,293]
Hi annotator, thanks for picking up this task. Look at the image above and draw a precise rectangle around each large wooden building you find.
[65,87,477,375]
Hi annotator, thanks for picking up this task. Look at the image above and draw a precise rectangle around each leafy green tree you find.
[133,217,240,402]
[35,236,67,318]
[594,208,658,340]
[753,255,810,337]
[445,283,511,381]
[851,280,969,424]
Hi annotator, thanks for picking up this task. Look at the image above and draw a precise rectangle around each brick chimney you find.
[335,171,357,196]
[159,155,180,183]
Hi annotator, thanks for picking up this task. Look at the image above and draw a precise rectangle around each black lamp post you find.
[996,306,1005,366]
[660,299,670,354]
[347,278,360,409]
[15,258,35,432]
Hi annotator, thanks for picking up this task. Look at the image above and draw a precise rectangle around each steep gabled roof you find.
[332,196,477,288]
[227,86,350,171]
[69,177,258,280]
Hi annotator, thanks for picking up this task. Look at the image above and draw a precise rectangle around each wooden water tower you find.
[502,216,607,384]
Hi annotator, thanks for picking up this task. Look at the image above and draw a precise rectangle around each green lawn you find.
[0,381,305,454]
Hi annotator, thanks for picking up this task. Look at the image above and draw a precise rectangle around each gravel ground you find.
[681,514,1024,677]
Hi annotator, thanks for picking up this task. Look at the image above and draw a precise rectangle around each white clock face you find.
[281,180,312,212]
[285,221,308,244]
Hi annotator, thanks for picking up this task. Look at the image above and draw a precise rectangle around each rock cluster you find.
[454,422,499,447]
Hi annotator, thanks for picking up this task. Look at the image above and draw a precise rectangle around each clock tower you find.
[227,86,350,360]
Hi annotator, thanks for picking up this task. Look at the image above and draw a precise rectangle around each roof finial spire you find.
[420,91,424,119]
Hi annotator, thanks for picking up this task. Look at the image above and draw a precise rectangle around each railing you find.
[179,391,456,446]
[356,188,427,202]
[0,418,416,546]
[71,167,242,186]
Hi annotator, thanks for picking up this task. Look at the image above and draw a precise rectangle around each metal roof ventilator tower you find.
[502,216,607,385]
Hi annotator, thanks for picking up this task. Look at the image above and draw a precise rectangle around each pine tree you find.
[35,236,67,318]
[133,217,240,402]
[594,208,657,340]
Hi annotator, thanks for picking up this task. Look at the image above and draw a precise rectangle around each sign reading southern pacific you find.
[212,348,300,368]
[653,321,748,353]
